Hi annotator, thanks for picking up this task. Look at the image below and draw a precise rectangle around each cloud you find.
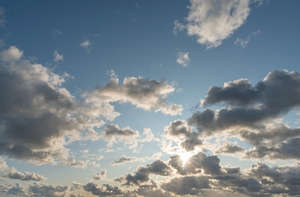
[190,70,300,136]
[4,184,27,196]
[176,0,252,48]
[83,182,122,196]
[86,73,182,115]
[0,46,115,164]
[164,120,202,151]
[234,30,261,48]
[176,51,190,67]
[28,184,68,197]
[3,168,45,182]
[112,156,138,165]
[184,70,300,162]
[140,128,160,143]
[93,170,107,181]
[162,176,210,195]
[122,160,172,186]
[246,137,300,160]
[173,20,185,34]
[0,156,7,170]
[80,40,91,52]
[216,143,244,154]
[0,46,23,62]
[169,152,222,175]
[102,124,139,148]
[53,50,64,63]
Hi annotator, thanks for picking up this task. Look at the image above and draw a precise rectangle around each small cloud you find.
[0,156,7,170]
[93,170,107,181]
[176,51,190,67]
[53,50,64,63]
[173,20,185,34]
[234,30,261,48]
[0,46,23,62]
[80,40,92,52]
[4,168,45,182]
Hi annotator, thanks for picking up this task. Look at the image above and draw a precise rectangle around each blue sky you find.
[0,0,300,196]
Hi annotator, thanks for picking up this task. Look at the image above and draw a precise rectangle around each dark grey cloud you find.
[241,124,300,146]
[250,163,300,195]
[123,160,171,186]
[169,152,222,175]
[3,168,45,182]
[103,125,138,137]
[0,46,109,164]
[247,137,300,160]
[112,156,138,165]
[28,184,68,197]
[83,182,122,196]
[190,70,300,135]
[102,124,139,148]
[162,176,210,195]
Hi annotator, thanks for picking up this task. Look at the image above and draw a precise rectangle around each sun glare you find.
[179,151,194,166]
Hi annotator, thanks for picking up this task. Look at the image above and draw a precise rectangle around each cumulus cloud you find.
[0,46,23,62]
[53,50,64,63]
[28,184,68,197]
[0,46,115,165]
[122,160,172,186]
[176,0,252,48]
[93,170,107,181]
[169,152,222,175]
[164,120,202,151]
[162,176,210,195]
[190,70,300,136]
[83,182,122,196]
[176,51,190,67]
[185,70,300,161]
[102,124,139,148]
[86,73,182,115]
[3,168,45,182]
[0,156,7,169]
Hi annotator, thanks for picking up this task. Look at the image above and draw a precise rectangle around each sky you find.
[0,0,300,196]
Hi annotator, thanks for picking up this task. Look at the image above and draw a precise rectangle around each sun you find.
[179,151,194,166]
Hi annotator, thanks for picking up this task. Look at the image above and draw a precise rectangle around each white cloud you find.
[176,0,252,48]
[176,51,190,67]
[4,168,45,182]
[80,40,91,49]
[0,156,7,170]
[86,73,183,115]
[0,46,23,62]
[53,50,64,63]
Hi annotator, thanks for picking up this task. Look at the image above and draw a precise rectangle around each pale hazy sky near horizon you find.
[0,0,300,196]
